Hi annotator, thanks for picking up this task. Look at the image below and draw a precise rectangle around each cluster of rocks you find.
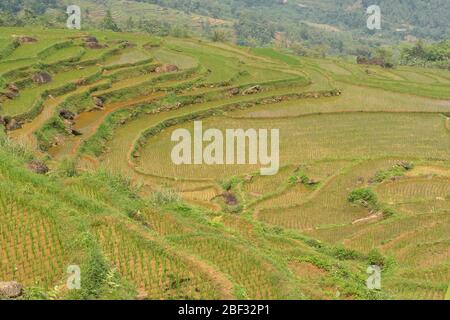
[357,56,394,69]
[93,96,104,109]
[155,64,179,73]
[76,78,87,86]
[27,161,49,175]
[147,102,183,115]
[32,71,52,85]
[119,40,136,48]
[59,109,75,121]
[0,116,22,131]
[228,87,240,96]
[242,85,262,95]
[58,109,82,136]
[17,36,37,44]
[83,36,107,49]
[0,281,23,299]
[231,86,341,100]
[1,84,20,101]
[302,89,342,99]
[221,191,239,206]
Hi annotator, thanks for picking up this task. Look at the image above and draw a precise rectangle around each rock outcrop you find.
[93,97,104,108]
[4,91,18,99]
[242,85,262,95]
[356,56,393,69]
[18,36,37,44]
[59,109,75,120]
[83,36,107,49]
[84,36,98,43]
[0,281,23,298]
[228,87,240,96]
[85,42,106,49]
[8,84,19,92]
[222,191,239,206]
[27,161,49,175]
[33,72,52,84]
[5,118,22,131]
[155,64,179,73]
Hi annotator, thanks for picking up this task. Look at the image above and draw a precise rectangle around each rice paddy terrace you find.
[0,26,449,300]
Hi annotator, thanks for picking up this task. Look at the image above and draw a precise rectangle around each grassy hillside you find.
[2,0,450,57]
[0,26,449,300]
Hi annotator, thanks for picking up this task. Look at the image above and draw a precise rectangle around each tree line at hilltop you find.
[0,0,448,69]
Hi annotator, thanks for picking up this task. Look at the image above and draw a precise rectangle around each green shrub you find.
[329,245,361,261]
[348,188,378,207]
[367,249,386,267]
[220,176,242,190]
[372,162,413,183]
[379,205,397,218]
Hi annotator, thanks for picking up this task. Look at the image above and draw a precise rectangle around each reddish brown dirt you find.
[50,92,165,160]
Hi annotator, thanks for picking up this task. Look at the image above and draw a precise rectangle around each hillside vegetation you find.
[1,0,449,58]
[0,26,449,300]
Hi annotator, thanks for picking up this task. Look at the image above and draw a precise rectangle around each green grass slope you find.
[0,26,449,300]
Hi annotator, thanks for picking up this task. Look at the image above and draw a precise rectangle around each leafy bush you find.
[329,245,361,261]
[372,162,413,183]
[348,188,378,208]
[220,176,242,191]
[348,188,397,218]
[367,249,386,267]
[379,205,396,218]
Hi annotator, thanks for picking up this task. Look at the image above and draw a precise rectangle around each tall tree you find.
[101,9,120,32]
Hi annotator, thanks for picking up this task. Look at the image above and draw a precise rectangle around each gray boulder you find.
[242,85,262,95]
[33,72,52,85]
[0,281,23,298]
[27,161,49,175]
[59,109,75,120]
[5,118,22,131]
[18,36,37,44]
[93,96,104,108]
[8,84,19,92]
[155,64,179,73]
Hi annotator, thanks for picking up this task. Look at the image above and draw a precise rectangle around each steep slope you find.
[0,26,449,300]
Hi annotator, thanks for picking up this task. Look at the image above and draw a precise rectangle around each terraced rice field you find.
[0,26,449,300]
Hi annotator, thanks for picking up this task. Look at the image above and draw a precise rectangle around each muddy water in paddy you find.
[8,81,109,150]
[49,92,165,161]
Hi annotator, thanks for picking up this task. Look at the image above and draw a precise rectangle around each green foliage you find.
[373,166,405,183]
[288,171,310,185]
[34,116,67,151]
[401,41,450,68]
[372,162,414,183]
[101,10,121,32]
[367,249,386,267]
[0,40,20,60]
[348,188,378,208]
[211,30,228,43]
[348,187,397,218]
[220,176,241,191]
[235,12,275,46]
[328,245,361,261]
[0,21,447,301]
